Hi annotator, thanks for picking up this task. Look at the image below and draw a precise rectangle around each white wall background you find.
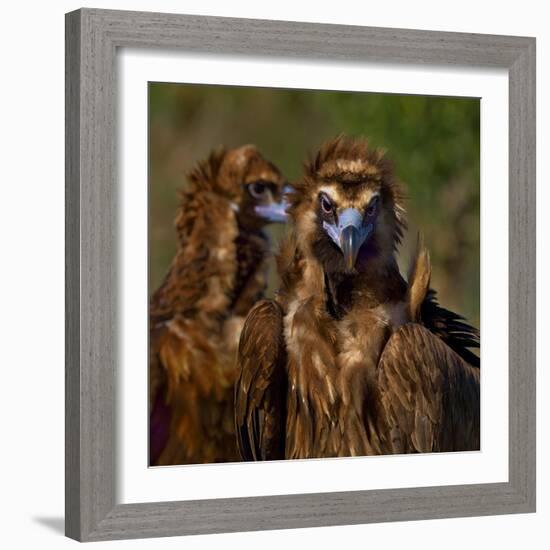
[0,0,546,548]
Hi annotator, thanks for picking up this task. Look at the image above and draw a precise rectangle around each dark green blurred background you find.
[149,83,480,329]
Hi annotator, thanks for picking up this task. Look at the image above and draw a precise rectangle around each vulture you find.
[235,136,480,461]
[150,145,288,465]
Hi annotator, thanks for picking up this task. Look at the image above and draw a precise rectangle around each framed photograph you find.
[65,8,535,542]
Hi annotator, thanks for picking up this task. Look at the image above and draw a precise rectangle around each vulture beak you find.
[323,208,373,271]
[254,185,293,223]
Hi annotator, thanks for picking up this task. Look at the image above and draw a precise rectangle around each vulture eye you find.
[320,194,334,215]
[366,196,379,217]
[248,181,269,199]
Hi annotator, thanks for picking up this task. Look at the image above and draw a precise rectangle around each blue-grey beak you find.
[323,208,373,271]
[254,185,293,223]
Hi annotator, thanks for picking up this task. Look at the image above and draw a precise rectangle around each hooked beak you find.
[254,185,293,223]
[323,208,373,271]
[341,225,362,271]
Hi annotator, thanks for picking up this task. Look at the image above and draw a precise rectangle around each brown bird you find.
[235,136,480,461]
[150,145,288,465]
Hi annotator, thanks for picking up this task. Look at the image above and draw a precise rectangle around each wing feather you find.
[235,300,287,461]
[421,289,480,368]
[377,323,480,454]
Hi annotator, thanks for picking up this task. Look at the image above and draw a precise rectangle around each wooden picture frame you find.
[65,8,536,542]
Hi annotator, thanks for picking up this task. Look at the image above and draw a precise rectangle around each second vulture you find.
[235,136,480,461]
[150,145,288,465]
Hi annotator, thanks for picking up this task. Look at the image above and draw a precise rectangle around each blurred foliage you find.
[149,83,479,329]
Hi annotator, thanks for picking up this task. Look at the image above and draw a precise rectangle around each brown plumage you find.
[150,145,288,465]
[235,136,480,460]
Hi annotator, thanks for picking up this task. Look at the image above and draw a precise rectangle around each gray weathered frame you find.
[65,7,536,542]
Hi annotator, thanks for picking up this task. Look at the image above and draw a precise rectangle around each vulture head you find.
[185,144,290,232]
[288,136,406,275]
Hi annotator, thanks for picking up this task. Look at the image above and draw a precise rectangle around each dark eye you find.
[366,196,379,217]
[320,194,334,214]
[248,181,268,199]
